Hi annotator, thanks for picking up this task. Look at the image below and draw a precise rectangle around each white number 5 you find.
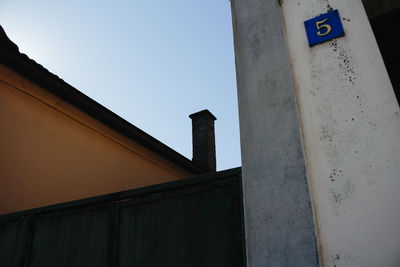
[316,18,332,36]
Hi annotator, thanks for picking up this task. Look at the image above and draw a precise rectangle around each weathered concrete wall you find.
[230,0,319,266]
[0,64,193,215]
[280,0,400,266]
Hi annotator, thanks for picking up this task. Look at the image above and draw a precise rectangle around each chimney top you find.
[189,109,216,121]
[189,109,217,172]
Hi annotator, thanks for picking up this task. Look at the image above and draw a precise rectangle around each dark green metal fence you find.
[0,168,245,267]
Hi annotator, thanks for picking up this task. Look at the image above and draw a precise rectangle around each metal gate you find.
[0,168,245,267]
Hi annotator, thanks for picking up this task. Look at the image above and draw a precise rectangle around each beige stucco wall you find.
[0,64,194,215]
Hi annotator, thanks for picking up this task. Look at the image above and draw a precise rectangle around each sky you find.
[0,0,241,171]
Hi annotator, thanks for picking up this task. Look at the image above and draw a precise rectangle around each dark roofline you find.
[0,26,206,175]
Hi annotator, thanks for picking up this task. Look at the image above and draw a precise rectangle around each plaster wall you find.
[0,64,193,215]
[280,1,400,266]
[230,0,318,265]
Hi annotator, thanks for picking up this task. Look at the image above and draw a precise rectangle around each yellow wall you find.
[0,64,194,215]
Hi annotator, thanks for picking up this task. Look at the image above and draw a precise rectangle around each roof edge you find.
[0,25,206,175]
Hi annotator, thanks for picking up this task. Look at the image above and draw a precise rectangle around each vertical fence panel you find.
[119,182,242,267]
[0,220,29,266]
[29,208,111,267]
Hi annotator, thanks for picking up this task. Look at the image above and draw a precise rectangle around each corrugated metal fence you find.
[0,168,245,267]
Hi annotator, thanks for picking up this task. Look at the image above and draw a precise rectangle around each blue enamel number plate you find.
[304,9,345,47]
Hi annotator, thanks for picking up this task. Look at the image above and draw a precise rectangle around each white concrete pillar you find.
[280,0,400,266]
[231,0,400,266]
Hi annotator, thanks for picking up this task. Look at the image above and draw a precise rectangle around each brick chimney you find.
[189,110,216,172]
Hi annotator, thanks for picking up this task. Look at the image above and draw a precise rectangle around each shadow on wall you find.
[363,0,400,104]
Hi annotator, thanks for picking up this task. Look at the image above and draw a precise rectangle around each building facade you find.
[0,26,207,215]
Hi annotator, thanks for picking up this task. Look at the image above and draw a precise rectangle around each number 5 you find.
[316,18,332,36]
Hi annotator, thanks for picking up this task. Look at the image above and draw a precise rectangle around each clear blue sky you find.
[0,0,241,170]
